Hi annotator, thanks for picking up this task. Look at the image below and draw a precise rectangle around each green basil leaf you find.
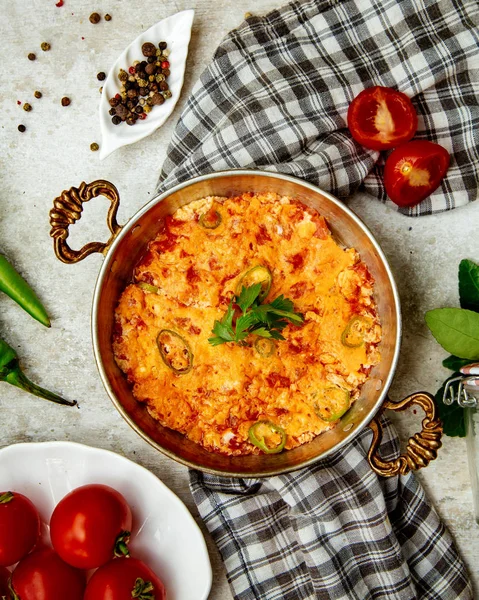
[442,355,476,371]
[459,259,479,312]
[425,308,479,359]
[435,374,466,437]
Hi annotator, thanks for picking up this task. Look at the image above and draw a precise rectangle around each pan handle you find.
[49,180,122,264]
[367,392,442,477]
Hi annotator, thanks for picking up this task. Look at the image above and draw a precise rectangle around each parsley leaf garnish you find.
[208,283,303,346]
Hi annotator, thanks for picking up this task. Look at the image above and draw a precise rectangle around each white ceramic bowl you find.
[0,441,212,600]
[99,10,194,160]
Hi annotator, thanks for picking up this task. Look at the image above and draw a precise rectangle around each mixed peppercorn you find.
[108,41,172,126]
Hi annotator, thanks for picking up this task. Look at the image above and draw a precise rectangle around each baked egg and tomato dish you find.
[113,192,381,456]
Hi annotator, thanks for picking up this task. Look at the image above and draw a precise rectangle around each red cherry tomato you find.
[384,140,450,207]
[10,548,85,600]
[50,484,132,569]
[84,557,166,600]
[0,566,11,599]
[347,86,418,150]
[0,491,40,567]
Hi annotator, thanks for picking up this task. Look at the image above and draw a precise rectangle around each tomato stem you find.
[131,577,155,599]
[9,581,20,600]
[114,531,131,558]
[0,492,14,504]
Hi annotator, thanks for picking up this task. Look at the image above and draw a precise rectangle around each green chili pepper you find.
[313,386,350,422]
[0,254,50,327]
[138,282,159,294]
[199,208,222,229]
[254,337,276,357]
[341,316,373,348]
[236,265,272,303]
[157,329,193,374]
[248,420,286,454]
[0,337,76,406]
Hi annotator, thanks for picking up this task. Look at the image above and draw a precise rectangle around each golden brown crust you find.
[113,192,381,455]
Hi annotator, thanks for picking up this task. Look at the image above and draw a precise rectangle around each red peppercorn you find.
[161,61,170,69]
[139,113,147,120]
[115,93,121,100]
[128,66,135,75]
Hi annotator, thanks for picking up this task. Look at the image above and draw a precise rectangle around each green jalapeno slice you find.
[199,208,222,229]
[254,337,276,357]
[248,420,286,454]
[313,386,350,422]
[341,316,373,348]
[236,265,272,302]
[138,282,159,294]
[157,329,193,375]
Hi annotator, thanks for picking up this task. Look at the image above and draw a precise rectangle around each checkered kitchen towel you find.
[157,0,476,597]
[190,418,472,599]
[157,0,479,216]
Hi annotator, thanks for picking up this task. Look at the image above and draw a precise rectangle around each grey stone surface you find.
[0,1,478,597]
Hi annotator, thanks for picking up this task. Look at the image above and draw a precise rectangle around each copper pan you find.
[49,170,442,477]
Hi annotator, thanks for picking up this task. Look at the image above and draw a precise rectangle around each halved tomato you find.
[384,140,450,207]
[348,86,417,150]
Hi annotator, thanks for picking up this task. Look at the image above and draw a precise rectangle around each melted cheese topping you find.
[113,192,381,455]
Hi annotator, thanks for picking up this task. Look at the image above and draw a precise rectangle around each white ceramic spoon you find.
[99,10,194,160]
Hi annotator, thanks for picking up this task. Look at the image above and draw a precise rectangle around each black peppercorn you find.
[162,68,170,77]
[126,116,136,126]
[18,124,26,132]
[34,91,42,99]
[159,41,167,50]
[104,13,112,21]
[147,56,156,64]
[151,93,165,105]
[61,96,71,106]
[115,104,128,120]
[126,100,135,110]
[140,61,148,70]
[145,63,157,75]
[160,81,169,91]
[139,87,149,96]
[135,105,143,114]
[28,53,36,61]
[112,115,121,125]
[109,97,120,107]
[127,88,138,98]
[97,72,106,81]
[142,42,156,57]
[89,12,101,24]
[109,107,116,116]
